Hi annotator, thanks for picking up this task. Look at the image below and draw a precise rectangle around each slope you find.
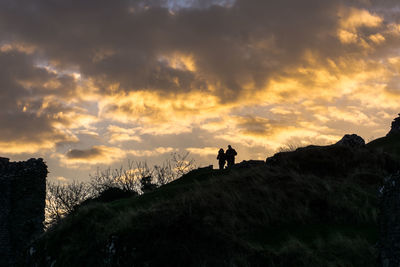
[367,133,400,160]
[25,144,398,267]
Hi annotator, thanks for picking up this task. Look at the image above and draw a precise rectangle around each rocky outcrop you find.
[265,143,398,178]
[379,172,400,267]
[387,114,400,136]
[0,158,47,267]
[335,134,365,148]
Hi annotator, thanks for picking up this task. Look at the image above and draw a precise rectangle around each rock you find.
[387,114,400,136]
[335,134,365,148]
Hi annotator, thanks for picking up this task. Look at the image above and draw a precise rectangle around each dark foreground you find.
[24,140,399,266]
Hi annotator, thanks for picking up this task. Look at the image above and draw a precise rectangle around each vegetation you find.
[45,153,196,226]
[25,140,400,266]
[367,133,400,160]
[46,180,91,224]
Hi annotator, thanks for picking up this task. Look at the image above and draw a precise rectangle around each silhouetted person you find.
[217,148,226,170]
[226,145,237,168]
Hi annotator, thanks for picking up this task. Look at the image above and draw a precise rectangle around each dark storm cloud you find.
[0,0,353,101]
[0,50,78,145]
[132,0,235,11]
[236,116,272,136]
[66,147,104,159]
[235,116,293,136]
[0,0,397,154]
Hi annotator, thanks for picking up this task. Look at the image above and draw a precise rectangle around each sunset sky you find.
[1,0,400,182]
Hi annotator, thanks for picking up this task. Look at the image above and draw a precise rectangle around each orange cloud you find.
[187,147,219,157]
[340,7,382,29]
[2,0,400,181]
[0,42,37,54]
[128,147,176,157]
[337,7,383,47]
[106,125,142,144]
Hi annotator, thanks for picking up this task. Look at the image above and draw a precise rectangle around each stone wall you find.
[0,158,47,267]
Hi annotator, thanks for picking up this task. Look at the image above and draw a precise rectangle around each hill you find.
[366,113,400,160]
[367,133,400,160]
[24,142,399,266]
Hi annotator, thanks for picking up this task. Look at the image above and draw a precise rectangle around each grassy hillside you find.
[25,144,399,267]
[367,133,400,160]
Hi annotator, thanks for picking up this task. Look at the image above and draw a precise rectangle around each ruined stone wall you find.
[0,158,47,267]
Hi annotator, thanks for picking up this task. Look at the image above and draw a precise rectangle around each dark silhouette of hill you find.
[267,142,398,180]
[23,135,400,267]
[367,113,400,161]
[367,133,400,161]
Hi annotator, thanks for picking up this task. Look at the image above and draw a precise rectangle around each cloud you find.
[66,147,105,160]
[339,7,382,31]
[0,1,397,117]
[1,0,400,180]
[58,145,176,168]
[0,50,83,154]
[139,0,236,11]
[106,125,142,144]
[187,147,219,156]
[55,176,69,183]
[0,0,342,101]
[128,147,176,157]
[59,146,127,167]
[98,90,225,135]
[235,116,280,137]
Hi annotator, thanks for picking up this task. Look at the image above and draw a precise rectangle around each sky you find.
[1,0,400,182]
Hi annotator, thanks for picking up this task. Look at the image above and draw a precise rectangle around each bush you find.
[45,153,196,226]
[87,187,137,204]
[45,180,91,226]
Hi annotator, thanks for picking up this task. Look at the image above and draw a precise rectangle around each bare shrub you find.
[170,152,196,178]
[153,161,175,186]
[150,152,196,186]
[89,167,120,195]
[133,161,153,181]
[45,180,91,226]
[45,153,196,226]
[87,153,195,194]
[117,161,153,193]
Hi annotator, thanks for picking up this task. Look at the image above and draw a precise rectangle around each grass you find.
[261,234,376,267]
[367,133,400,160]
[24,141,399,266]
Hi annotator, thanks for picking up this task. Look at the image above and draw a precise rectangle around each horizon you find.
[1,0,400,182]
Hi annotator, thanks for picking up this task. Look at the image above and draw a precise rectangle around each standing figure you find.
[226,145,237,168]
[217,148,226,170]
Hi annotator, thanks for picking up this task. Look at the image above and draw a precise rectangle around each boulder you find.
[335,134,365,148]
